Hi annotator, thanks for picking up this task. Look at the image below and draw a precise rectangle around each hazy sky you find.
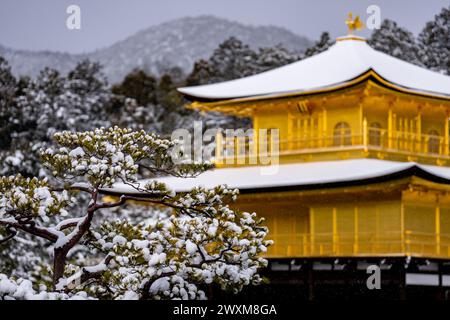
[0,0,448,54]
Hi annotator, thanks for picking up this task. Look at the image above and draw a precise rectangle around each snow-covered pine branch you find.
[0,127,271,300]
[0,274,93,300]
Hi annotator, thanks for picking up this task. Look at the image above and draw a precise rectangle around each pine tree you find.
[209,37,259,82]
[418,6,450,74]
[0,57,17,149]
[0,127,271,300]
[185,59,217,86]
[157,74,177,110]
[186,38,302,131]
[255,45,301,73]
[112,69,157,106]
[0,60,115,177]
[187,37,300,85]
[369,19,422,66]
[303,32,333,58]
[61,60,112,132]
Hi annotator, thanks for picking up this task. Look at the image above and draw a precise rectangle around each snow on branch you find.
[41,126,213,189]
[0,274,93,300]
[0,127,272,300]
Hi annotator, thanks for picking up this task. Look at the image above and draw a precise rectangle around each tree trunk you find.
[53,249,67,289]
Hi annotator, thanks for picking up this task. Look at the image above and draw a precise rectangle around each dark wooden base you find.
[213,257,450,301]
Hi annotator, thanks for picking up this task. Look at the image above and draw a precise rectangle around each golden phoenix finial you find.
[345,12,364,35]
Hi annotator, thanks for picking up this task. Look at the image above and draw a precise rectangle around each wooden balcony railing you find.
[265,231,450,259]
[367,127,448,156]
[215,127,450,163]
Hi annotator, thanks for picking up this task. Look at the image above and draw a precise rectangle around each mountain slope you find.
[0,15,312,84]
[0,44,81,80]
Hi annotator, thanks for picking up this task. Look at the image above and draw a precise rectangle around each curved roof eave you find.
[181,69,450,108]
[178,38,450,104]
[236,165,450,194]
[100,160,450,197]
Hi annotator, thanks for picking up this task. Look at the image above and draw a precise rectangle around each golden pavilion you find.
[177,35,450,261]
[108,18,450,299]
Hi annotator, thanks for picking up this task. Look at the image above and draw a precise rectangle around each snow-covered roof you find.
[103,159,450,195]
[178,36,450,101]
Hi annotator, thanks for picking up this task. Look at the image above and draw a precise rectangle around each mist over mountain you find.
[0,15,312,84]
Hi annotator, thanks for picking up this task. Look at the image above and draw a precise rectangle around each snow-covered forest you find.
[0,6,449,300]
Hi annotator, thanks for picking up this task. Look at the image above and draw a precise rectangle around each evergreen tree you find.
[0,127,271,300]
[61,60,112,132]
[209,37,259,82]
[187,37,301,85]
[369,19,422,65]
[112,69,157,106]
[418,6,450,74]
[160,66,185,84]
[157,74,178,110]
[0,60,115,177]
[185,59,217,86]
[186,38,301,131]
[0,57,17,149]
[303,32,333,58]
[111,68,195,135]
[255,45,301,73]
